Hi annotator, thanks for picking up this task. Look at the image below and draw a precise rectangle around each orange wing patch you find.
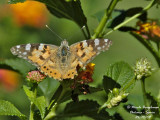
[40,63,62,80]
[71,41,96,65]
[28,49,45,66]
[62,68,77,79]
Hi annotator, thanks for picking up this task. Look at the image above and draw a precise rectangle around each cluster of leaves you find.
[0,0,160,120]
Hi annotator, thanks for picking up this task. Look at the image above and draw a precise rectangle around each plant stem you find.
[105,0,156,36]
[29,102,35,120]
[45,84,70,120]
[131,32,160,67]
[121,77,136,92]
[141,78,152,120]
[29,83,38,120]
[91,0,120,39]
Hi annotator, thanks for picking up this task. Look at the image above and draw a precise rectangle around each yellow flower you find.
[135,21,160,41]
[9,0,48,27]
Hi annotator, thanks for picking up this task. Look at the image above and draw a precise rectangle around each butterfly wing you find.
[70,39,112,67]
[10,43,63,80]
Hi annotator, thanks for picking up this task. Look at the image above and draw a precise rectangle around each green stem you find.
[29,102,35,120]
[141,78,152,120]
[91,0,120,39]
[121,77,136,92]
[131,32,160,67]
[45,85,70,120]
[29,83,38,120]
[105,0,156,36]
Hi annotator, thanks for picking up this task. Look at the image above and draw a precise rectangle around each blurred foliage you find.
[0,0,160,120]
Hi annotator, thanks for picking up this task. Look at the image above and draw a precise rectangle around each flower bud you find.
[134,58,152,80]
[26,71,46,83]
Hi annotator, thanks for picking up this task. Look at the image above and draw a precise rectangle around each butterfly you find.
[10,39,112,80]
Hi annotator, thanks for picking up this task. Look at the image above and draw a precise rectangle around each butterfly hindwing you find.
[70,39,112,67]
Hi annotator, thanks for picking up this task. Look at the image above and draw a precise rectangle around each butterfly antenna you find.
[46,25,64,41]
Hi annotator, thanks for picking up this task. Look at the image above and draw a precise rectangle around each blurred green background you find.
[0,0,160,120]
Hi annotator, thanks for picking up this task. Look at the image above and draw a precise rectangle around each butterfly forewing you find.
[70,39,112,67]
[10,43,59,73]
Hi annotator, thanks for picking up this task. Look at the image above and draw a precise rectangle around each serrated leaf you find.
[55,100,112,120]
[104,61,135,93]
[3,59,36,75]
[100,61,136,110]
[23,85,46,119]
[0,100,26,120]
[36,96,46,118]
[35,0,87,27]
[8,0,26,4]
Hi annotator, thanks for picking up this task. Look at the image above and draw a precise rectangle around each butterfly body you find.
[11,39,112,80]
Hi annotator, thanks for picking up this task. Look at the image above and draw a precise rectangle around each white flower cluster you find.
[134,58,153,80]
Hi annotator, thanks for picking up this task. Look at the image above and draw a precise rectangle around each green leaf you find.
[35,0,87,27]
[8,0,26,4]
[108,7,147,29]
[38,77,60,102]
[49,85,71,105]
[23,85,46,119]
[0,100,26,120]
[3,59,36,75]
[104,61,135,93]
[55,100,112,120]
[36,96,46,118]
[100,61,136,110]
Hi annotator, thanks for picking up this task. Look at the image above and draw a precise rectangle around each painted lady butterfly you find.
[11,39,112,80]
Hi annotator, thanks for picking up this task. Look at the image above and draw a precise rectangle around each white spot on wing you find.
[38,44,44,50]
[23,52,27,55]
[105,43,108,45]
[94,39,99,46]
[16,45,20,49]
[25,44,31,51]
[12,51,16,54]
[83,40,87,47]
[97,47,101,50]
[104,39,108,42]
